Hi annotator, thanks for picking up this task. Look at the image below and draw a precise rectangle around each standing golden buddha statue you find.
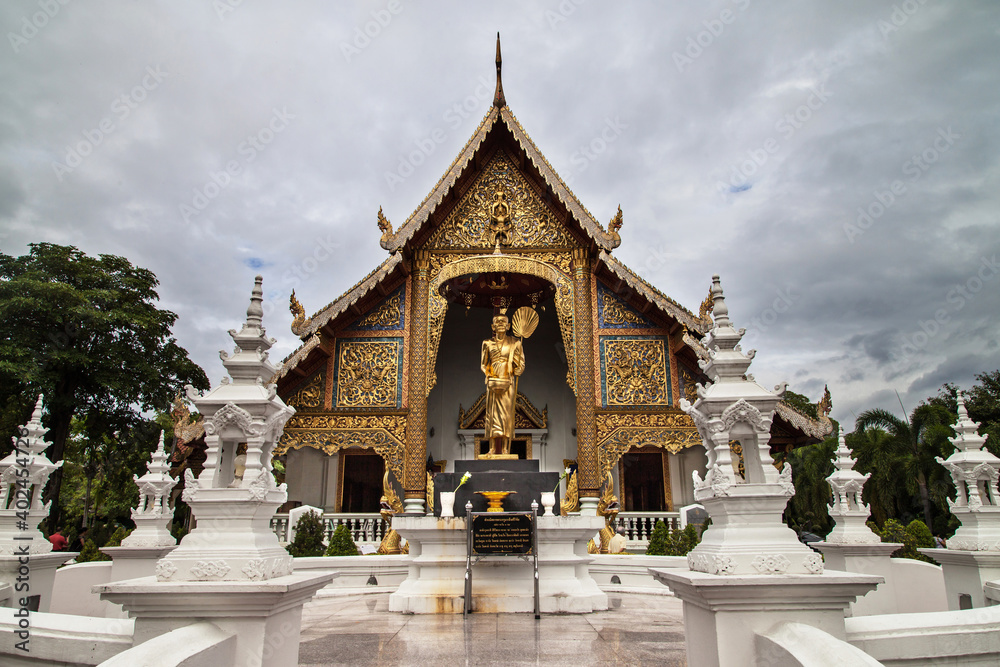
[480,313,524,456]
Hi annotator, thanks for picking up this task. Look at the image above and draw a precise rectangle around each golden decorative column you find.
[571,248,600,510]
[403,249,431,513]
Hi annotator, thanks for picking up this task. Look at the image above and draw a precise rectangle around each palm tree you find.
[854,402,952,528]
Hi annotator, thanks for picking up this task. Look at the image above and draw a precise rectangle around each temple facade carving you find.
[270,53,833,516]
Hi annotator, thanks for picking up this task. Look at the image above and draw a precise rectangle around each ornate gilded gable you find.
[427,151,577,250]
[285,366,325,412]
[458,391,548,430]
[596,281,656,329]
[346,284,405,332]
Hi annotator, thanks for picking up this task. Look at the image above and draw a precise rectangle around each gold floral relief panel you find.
[427,151,576,250]
[285,367,325,412]
[334,338,403,408]
[599,336,671,407]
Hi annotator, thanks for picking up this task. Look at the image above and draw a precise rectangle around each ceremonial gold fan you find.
[511,306,539,339]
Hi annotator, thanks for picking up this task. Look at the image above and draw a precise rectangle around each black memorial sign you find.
[471,513,533,555]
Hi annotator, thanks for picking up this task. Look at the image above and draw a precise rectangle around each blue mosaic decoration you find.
[599,335,672,407]
[346,285,405,331]
[333,337,404,408]
[596,282,655,329]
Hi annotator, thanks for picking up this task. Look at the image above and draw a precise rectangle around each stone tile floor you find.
[298,592,686,666]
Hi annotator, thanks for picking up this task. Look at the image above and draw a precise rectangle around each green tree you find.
[645,521,701,556]
[326,524,360,557]
[75,539,109,563]
[286,511,327,557]
[0,243,208,531]
[854,401,954,529]
[928,371,1000,458]
[646,520,671,555]
[783,435,837,537]
[782,390,819,420]
[868,518,936,563]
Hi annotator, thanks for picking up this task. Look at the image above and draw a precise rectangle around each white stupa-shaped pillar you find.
[937,391,1000,551]
[0,396,60,554]
[98,277,332,667]
[812,429,928,616]
[824,427,881,545]
[651,276,880,667]
[920,390,1000,610]
[155,275,295,582]
[120,432,178,549]
[678,274,821,576]
[0,396,75,612]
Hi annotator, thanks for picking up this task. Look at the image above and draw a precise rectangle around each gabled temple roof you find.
[270,43,835,447]
[378,105,622,255]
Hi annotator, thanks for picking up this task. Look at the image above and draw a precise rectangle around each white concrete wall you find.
[98,622,235,667]
[50,562,113,618]
[0,608,133,666]
[846,605,1000,665]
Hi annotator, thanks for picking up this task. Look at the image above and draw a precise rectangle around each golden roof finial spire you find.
[493,32,506,109]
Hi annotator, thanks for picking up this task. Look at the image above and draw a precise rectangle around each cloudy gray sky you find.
[2,1,998,429]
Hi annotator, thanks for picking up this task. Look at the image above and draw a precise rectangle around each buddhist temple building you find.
[271,38,833,517]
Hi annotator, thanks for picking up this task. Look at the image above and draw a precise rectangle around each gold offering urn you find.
[476,490,516,512]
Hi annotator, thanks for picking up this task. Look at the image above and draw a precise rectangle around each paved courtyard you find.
[298,591,687,666]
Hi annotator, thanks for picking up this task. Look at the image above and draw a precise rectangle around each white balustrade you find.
[617,512,681,542]
[271,513,388,545]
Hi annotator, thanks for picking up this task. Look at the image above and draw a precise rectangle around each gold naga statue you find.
[377,470,408,555]
[588,470,621,554]
[480,307,537,457]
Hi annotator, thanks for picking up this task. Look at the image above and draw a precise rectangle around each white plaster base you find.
[814,541,947,616]
[946,507,1000,552]
[100,545,177,618]
[650,567,881,667]
[96,571,334,667]
[388,515,608,614]
[919,548,1000,610]
[0,551,76,613]
[685,492,823,576]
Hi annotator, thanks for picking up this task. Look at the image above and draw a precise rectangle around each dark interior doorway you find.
[621,450,666,511]
[477,438,528,459]
[339,450,385,513]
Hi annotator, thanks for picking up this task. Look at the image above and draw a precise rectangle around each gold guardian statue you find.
[481,313,524,456]
[479,306,539,457]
